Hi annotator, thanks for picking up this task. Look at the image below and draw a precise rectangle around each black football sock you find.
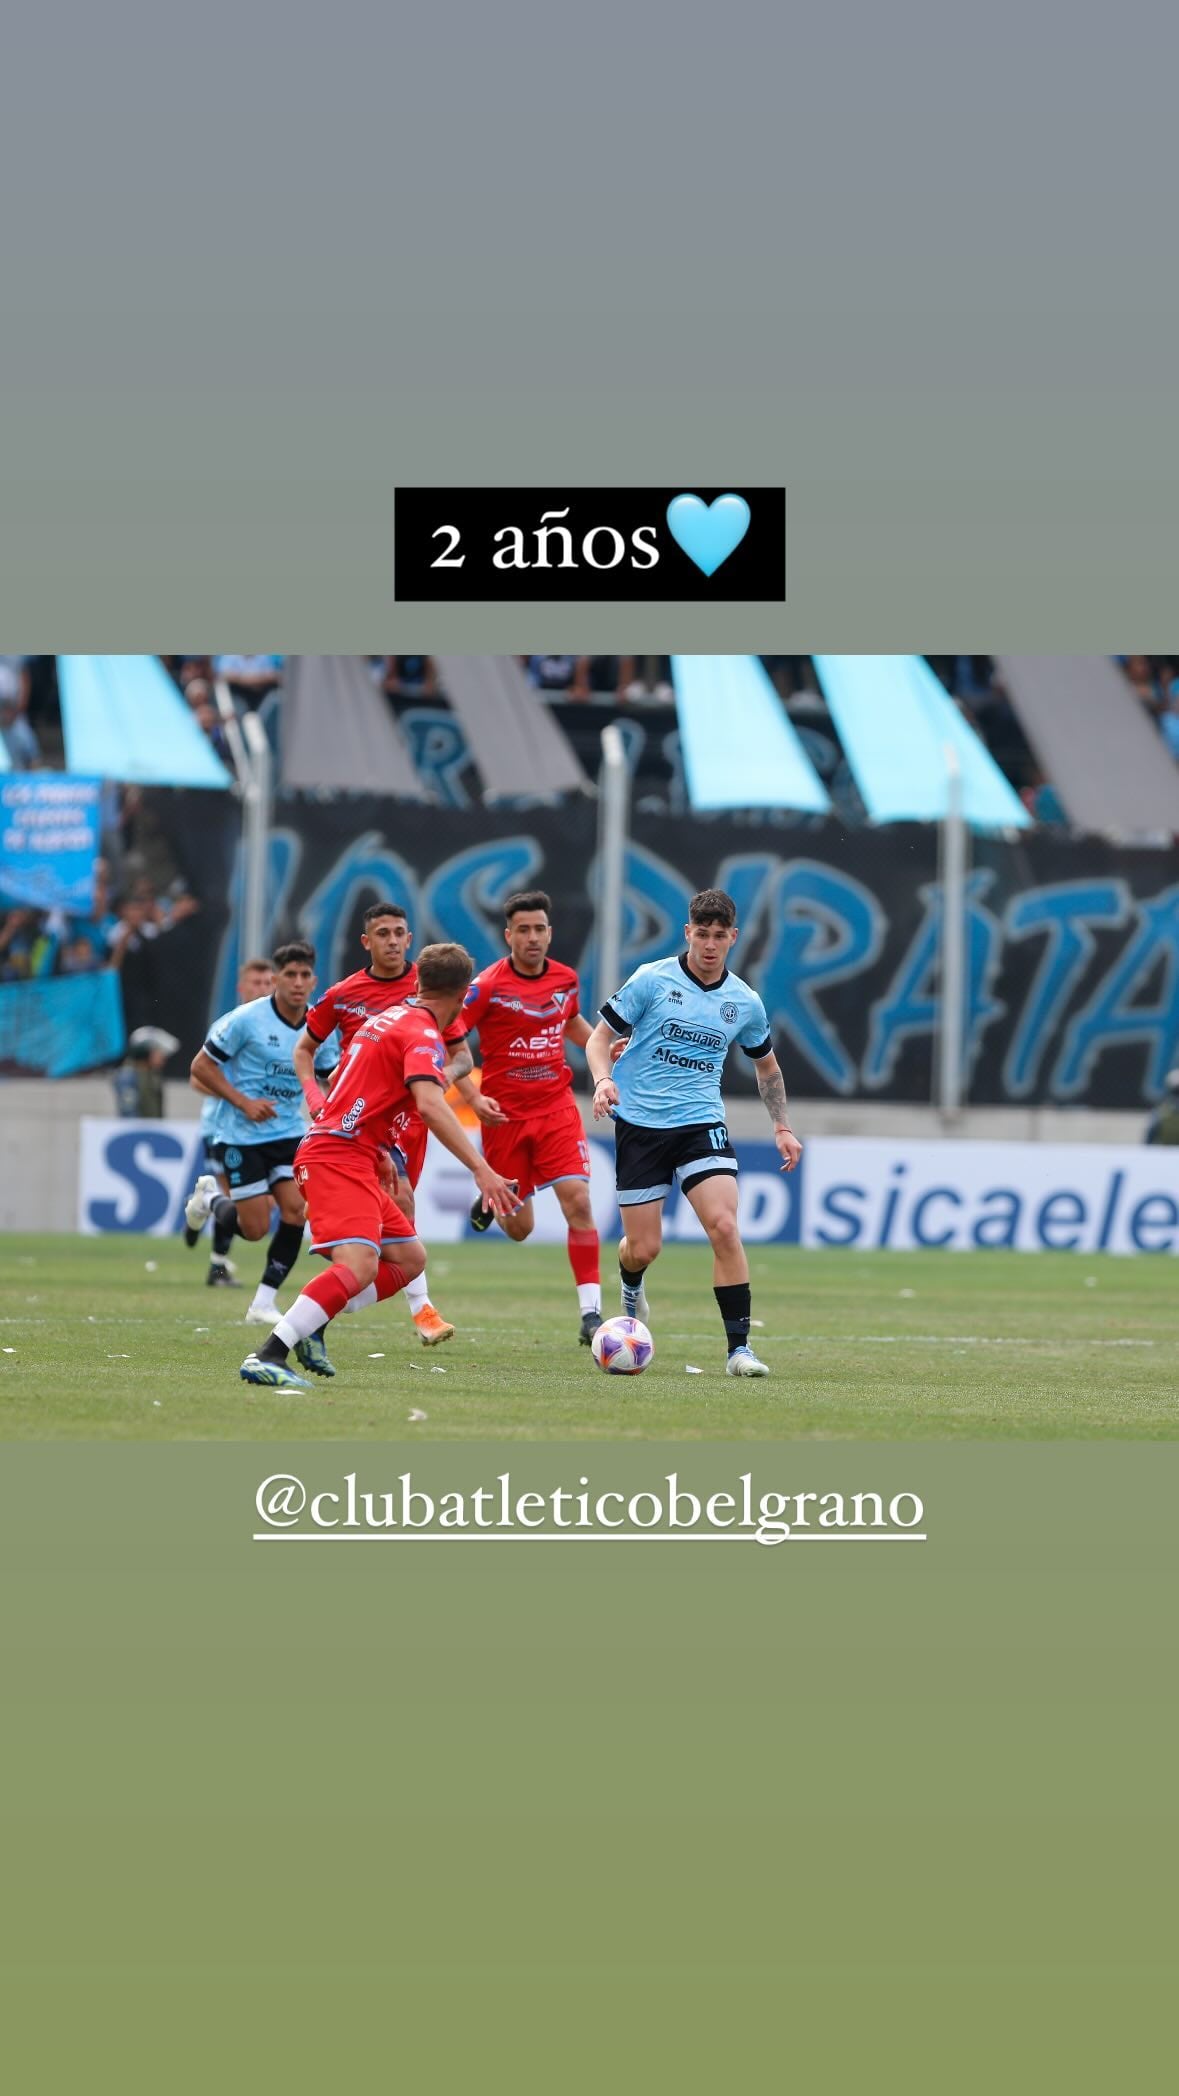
[620,1261,647,1289]
[714,1282,751,1355]
[211,1215,235,1259]
[256,1334,290,1366]
[261,1220,305,1290]
[211,1194,243,1240]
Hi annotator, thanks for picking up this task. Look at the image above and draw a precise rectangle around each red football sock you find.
[567,1227,600,1286]
[373,1263,409,1301]
[303,1265,366,1321]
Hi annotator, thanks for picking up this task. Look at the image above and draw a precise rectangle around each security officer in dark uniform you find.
[112,1027,179,1119]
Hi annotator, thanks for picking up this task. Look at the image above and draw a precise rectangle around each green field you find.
[1,1231,1177,1439]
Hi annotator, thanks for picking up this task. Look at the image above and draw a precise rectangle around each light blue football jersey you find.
[601,955,772,1129]
[203,996,337,1147]
[199,1090,222,1145]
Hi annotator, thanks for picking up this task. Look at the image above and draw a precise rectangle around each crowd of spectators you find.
[0,856,200,987]
[928,655,1179,822]
[519,656,676,703]
[0,655,41,770]
[2,657,201,986]
[7,653,1179,838]
[151,652,1179,828]
[162,654,690,718]
[1120,655,1179,756]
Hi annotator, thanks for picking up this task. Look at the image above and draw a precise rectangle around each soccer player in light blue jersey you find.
[183,942,339,1361]
[186,956,275,1288]
[585,888,802,1377]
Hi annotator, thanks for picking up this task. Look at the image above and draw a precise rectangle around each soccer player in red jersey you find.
[292,901,472,1345]
[456,889,603,1347]
[241,943,519,1390]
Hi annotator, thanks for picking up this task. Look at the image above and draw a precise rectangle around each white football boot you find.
[725,1345,770,1377]
[244,1303,284,1328]
[184,1174,220,1234]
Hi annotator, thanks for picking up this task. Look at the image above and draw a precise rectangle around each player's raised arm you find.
[752,1051,803,1172]
[410,1079,519,1215]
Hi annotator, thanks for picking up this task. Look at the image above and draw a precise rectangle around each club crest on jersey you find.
[722,1003,739,1023]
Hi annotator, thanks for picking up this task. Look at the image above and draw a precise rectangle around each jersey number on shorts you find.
[708,1124,729,1151]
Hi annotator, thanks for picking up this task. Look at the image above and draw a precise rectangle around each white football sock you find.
[577,1283,601,1314]
[404,1272,431,1315]
[341,1283,379,1315]
[272,1295,331,1347]
[250,1283,277,1313]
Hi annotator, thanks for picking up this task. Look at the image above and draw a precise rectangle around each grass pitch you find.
[1,1232,1177,1440]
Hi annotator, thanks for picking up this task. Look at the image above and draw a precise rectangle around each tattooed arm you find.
[443,1041,474,1086]
[443,1039,510,1126]
[754,1053,803,1172]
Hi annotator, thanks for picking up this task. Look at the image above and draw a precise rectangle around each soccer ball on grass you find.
[590,1316,654,1375]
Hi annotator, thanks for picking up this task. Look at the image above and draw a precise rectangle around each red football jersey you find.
[302,1002,447,1160]
[460,957,582,1116]
[305,963,467,1053]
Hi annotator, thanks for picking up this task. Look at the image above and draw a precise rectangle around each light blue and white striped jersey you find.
[203,995,337,1147]
[601,955,773,1129]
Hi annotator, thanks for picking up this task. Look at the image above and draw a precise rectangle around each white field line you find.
[660,1331,1161,1348]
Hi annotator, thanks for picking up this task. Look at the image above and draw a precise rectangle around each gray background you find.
[4,14,1178,2076]
[2,2,1176,643]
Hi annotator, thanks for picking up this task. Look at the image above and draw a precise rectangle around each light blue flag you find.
[0,969,126,1076]
[671,656,830,813]
[812,655,1030,830]
[58,656,233,788]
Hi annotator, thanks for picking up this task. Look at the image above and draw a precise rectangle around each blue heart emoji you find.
[666,492,751,576]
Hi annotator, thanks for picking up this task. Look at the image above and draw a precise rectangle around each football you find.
[590,1315,654,1375]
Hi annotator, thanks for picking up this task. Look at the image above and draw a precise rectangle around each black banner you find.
[143,798,1179,1110]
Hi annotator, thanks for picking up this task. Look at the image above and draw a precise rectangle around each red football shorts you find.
[480,1097,590,1202]
[295,1141,418,1254]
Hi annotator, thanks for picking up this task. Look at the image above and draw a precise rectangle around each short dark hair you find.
[364,901,409,928]
[504,889,552,923]
[688,889,737,929]
[272,940,315,970]
[416,941,475,994]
